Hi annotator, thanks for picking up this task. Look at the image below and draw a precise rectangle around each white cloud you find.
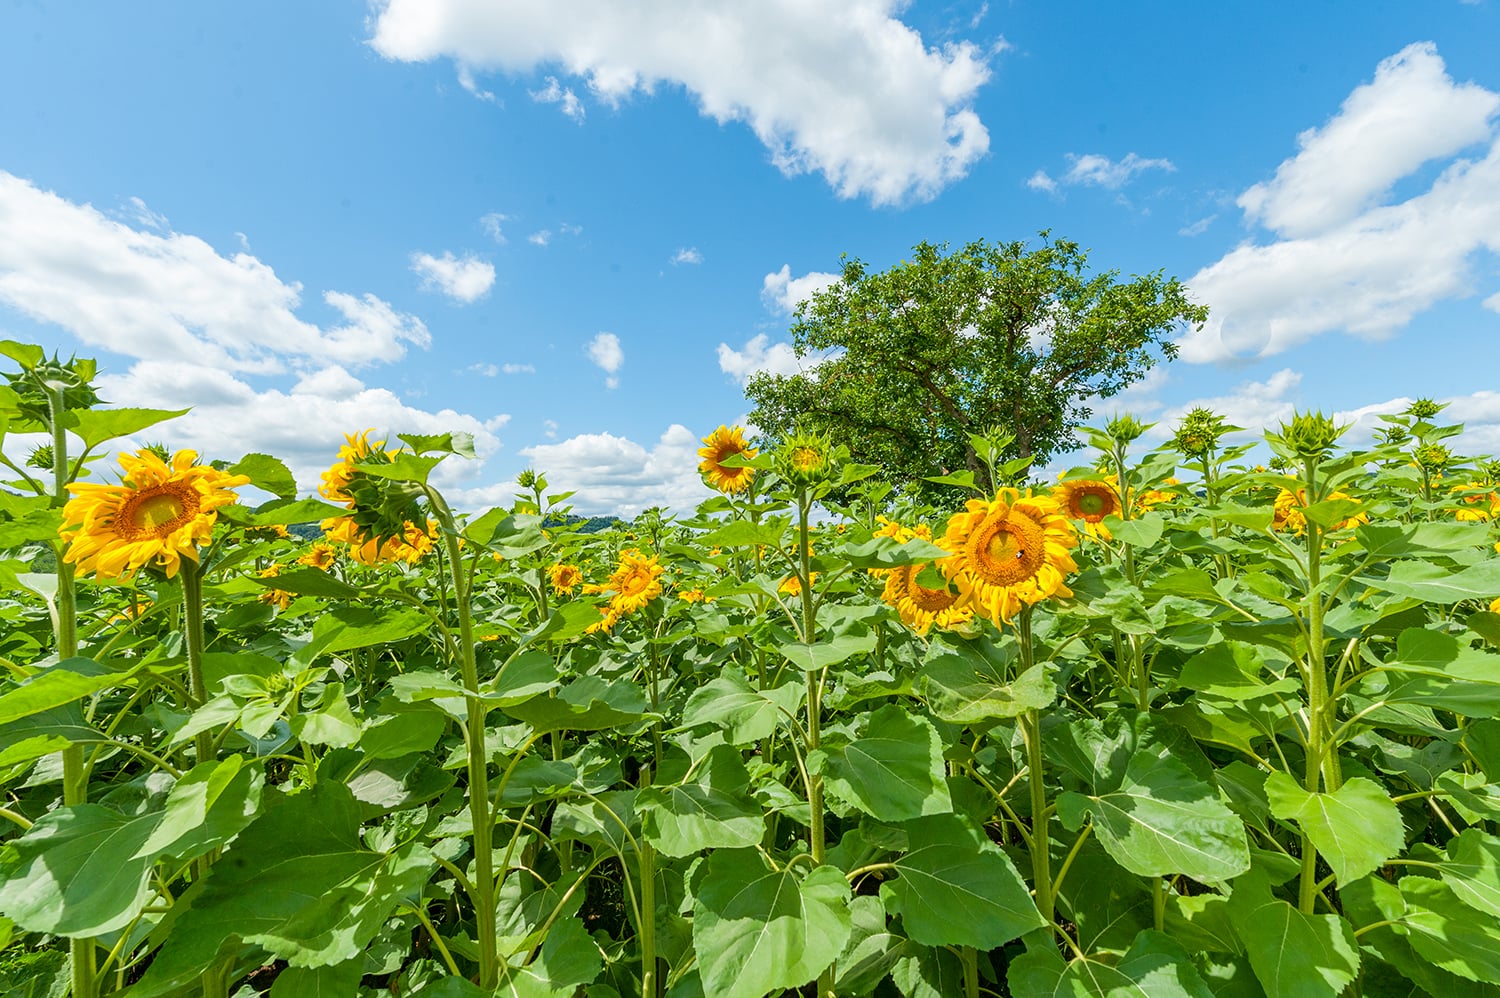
[543,419,559,439]
[716,333,834,385]
[1178,214,1216,237]
[94,361,510,498]
[410,250,496,303]
[1150,369,1304,441]
[1483,290,1500,313]
[559,222,583,236]
[529,230,552,246]
[761,264,840,315]
[1180,44,1500,364]
[0,172,430,373]
[124,196,170,232]
[1026,170,1058,194]
[480,211,510,243]
[511,424,711,516]
[587,332,623,387]
[1063,152,1176,189]
[671,247,703,265]
[502,362,536,374]
[457,64,501,103]
[469,362,500,377]
[530,75,585,121]
[1239,43,1499,238]
[368,0,993,205]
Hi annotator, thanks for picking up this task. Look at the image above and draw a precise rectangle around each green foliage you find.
[744,235,1207,498]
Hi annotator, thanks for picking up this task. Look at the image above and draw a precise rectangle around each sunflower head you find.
[1055,478,1122,530]
[297,542,338,570]
[938,490,1078,628]
[603,549,665,614]
[548,562,583,593]
[4,352,102,425]
[1415,443,1452,474]
[880,561,971,635]
[61,449,249,581]
[698,425,758,494]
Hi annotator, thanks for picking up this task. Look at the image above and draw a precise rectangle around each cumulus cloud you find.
[368,0,993,205]
[502,362,536,374]
[507,424,711,516]
[716,333,840,386]
[469,362,500,377]
[761,264,840,315]
[1181,43,1500,364]
[1150,368,1304,441]
[587,332,623,387]
[671,247,703,265]
[0,171,430,373]
[1026,170,1058,194]
[1239,43,1499,237]
[95,360,510,496]
[410,250,496,303]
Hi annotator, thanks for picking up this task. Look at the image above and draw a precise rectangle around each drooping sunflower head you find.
[938,490,1078,628]
[322,515,436,566]
[548,562,583,593]
[1272,488,1367,534]
[698,425,758,494]
[61,449,249,582]
[256,563,293,610]
[1054,478,1121,538]
[319,428,389,504]
[881,561,971,636]
[297,542,338,570]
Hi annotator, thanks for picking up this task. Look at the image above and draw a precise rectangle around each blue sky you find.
[2,1,1499,514]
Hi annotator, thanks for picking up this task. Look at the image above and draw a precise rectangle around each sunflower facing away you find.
[939,490,1078,627]
[698,425,757,494]
[1451,482,1500,523]
[874,522,972,635]
[1054,477,1122,540]
[61,449,249,581]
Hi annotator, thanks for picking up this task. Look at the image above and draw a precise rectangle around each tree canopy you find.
[743,235,1208,499]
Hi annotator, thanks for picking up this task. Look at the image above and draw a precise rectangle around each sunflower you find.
[1491,596,1500,614]
[1450,482,1500,523]
[319,428,385,504]
[1271,488,1368,534]
[61,449,249,581]
[779,572,819,596]
[257,563,293,610]
[1135,477,1180,512]
[297,542,338,570]
[548,562,583,593]
[323,515,436,565]
[874,522,971,635]
[698,425,758,494]
[938,490,1078,627]
[602,549,665,615]
[677,588,710,603]
[1054,478,1122,539]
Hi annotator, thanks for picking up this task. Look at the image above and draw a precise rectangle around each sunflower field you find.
[4,342,1500,998]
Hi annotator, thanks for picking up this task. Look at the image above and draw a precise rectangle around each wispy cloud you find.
[671,247,703,265]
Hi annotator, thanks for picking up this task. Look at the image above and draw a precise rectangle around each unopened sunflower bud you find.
[776,429,837,487]
[516,468,540,490]
[1415,443,1452,473]
[1106,413,1147,444]
[1405,398,1444,421]
[1279,410,1345,463]
[25,444,54,470]
[1172,408,1227,459]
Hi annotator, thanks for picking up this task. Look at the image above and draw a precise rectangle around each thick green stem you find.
[797,490,834,996]
[1298,459,1340,913]
[961,946,980,998]
[48,383,97,998]
[430,493,498,989]
[1018,610,1052,928]
[638,765,658,998]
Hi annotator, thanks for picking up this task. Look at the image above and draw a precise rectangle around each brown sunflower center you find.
[619,570,652,596]
[900,565,958,612]
[966,507,1047,587]
[118,483,200,540]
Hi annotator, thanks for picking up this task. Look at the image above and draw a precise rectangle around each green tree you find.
[744,236,1208,499]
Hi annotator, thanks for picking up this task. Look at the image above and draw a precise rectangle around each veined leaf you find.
[815,704,951,822]
[1226,872,1359,998]
[680,673,803,744]
[637,744,764,857]
[690,850,852,998]
[68,407,188,448]
[882,813,1043,950]
[1264,773,1404,885]
[228,453,297,500]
